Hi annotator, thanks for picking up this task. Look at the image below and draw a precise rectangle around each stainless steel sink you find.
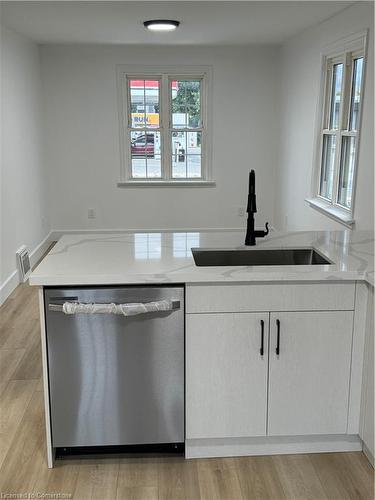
[191,248,332,267]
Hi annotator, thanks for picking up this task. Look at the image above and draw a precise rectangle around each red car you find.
[131,134,154,157]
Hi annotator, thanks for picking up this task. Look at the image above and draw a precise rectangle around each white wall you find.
[40,45,279,231]
[2,5,372,303]
[274,2,374,231]
[0,25,50,300]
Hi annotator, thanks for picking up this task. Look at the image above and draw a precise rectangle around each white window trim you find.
[306,31,368,227]
[116,64,214,187]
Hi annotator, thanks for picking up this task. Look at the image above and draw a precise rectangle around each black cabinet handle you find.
[260,320,264,356]
[276,319,280,355]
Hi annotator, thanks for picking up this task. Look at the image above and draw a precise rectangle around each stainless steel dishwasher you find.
[44,285,184,449]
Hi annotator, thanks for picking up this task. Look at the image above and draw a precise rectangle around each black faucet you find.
[245,170,269,246]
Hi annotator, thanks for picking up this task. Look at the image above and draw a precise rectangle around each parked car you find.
[131,133,154,157]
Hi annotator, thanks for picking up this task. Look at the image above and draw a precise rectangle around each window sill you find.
[117,180,216,188]
[305,197,355,228]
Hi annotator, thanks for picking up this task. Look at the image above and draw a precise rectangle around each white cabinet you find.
[268,311,353,436]
[186,283,357,447]
[186,310,353,440]
[186,313,268,439]
[185,282,373,458]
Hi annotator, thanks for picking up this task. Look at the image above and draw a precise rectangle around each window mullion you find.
[332,131,342,206]
[341,52,353,132]
[332,55,348,206]
[161,74,170,180]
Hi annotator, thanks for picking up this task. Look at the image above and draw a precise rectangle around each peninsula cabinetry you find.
[186,282,358,458]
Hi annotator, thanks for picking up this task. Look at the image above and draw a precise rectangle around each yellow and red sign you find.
[132,113,159,127]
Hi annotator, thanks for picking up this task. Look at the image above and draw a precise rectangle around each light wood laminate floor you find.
[0,281,374,500]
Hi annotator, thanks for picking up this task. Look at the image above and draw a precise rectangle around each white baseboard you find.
[0,231,54,306]
[29,231,54,268]
[185,435,362,459]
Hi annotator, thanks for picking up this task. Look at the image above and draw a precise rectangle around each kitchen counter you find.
[32,229,375,468]
[30,230,374,286]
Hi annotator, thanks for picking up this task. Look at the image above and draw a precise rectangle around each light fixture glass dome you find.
[144,20,180,32]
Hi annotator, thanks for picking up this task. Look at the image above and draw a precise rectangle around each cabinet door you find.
[186,313,268,439]
[268,311,353,436]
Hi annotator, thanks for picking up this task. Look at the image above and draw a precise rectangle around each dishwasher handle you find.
[48,299,180,316]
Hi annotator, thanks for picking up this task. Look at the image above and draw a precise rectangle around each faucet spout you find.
[245,170,269,246]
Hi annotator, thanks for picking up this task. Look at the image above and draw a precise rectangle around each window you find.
[308,33,367,226]
[117,66,213,186]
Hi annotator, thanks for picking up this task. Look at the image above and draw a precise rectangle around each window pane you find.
[171,132,186,177]
[329,63,343,130]
[338,136,356,208]
[187,155,201,178]
[187,131,202,177]
[319,134,336,200]
[171,131,202,178]
[349,58,363,131]
[129,80,160,128]
[171,80,201,129]
[131,131,161,178]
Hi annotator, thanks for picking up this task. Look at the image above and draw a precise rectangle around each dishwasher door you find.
[44,286,184,448]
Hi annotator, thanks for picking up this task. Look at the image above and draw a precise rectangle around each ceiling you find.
[1,1,356,46]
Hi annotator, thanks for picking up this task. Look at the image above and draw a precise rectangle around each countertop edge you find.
[29,273,373,287]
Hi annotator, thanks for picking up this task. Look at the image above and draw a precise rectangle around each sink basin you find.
[192,248,332,267]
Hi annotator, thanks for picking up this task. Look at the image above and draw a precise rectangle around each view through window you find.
[123,72,207,182]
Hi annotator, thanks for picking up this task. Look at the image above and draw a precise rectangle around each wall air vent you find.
[16,245,31,282]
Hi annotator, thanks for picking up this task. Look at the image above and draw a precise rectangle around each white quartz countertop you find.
[29,230,374,287]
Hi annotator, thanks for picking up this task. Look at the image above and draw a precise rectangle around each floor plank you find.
[0,379,38,468]
[74,460,120,500]
[273,454,329,500]
[0,280,374,500]
[117,457,159,499]
[0,390,46,492]
[236,455,287,500]
[33,460,81,499]
[11,326,42,380]
[0,348,26,380]
[310,452,374,500]
[197,458,244,500]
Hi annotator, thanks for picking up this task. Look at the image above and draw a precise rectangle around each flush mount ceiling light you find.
[143,20,180,32]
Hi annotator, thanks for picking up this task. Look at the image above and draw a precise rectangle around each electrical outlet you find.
[237,207,245,217]
[88,208,96,219]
